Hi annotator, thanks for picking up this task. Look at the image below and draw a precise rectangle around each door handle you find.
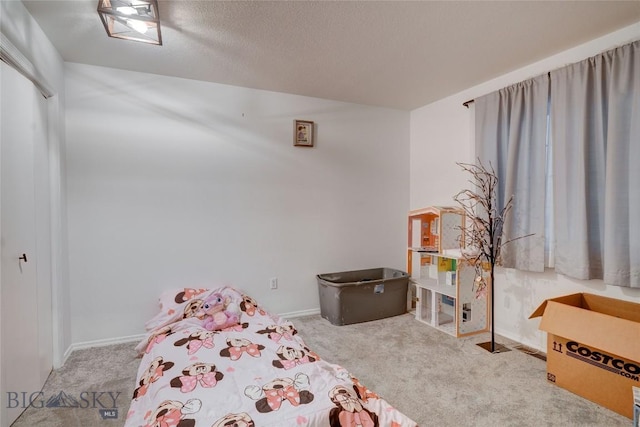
[19,253,28,263]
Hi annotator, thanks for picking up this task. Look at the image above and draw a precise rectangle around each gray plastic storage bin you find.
[317,267,409,326]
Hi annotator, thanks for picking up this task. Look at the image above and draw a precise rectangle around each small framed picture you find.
[294,120,314,147]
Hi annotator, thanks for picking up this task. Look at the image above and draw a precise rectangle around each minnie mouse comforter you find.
[124,286,418,427]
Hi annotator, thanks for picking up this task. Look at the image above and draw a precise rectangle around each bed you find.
[124,286,418,427]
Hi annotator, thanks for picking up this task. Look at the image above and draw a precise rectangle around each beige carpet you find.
[12,313,629,426]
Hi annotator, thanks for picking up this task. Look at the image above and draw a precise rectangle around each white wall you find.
[65,63,409,344]
[0,0,69,368]
[410,22,640,352]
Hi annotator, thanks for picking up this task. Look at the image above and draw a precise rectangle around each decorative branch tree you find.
[454,160,528,353]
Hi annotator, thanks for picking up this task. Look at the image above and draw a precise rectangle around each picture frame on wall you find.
[294,120,314,147]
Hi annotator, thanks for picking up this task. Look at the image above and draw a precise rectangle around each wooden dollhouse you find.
[407,206,489,337]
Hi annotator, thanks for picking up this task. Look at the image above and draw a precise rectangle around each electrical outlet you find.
[269,277,278,290]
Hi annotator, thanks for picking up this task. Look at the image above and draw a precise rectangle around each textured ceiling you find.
[22,0,640,110]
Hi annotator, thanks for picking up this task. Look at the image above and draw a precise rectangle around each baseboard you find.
[61,346,74,367]
[279,308,321,319]
[60,311,321,365]
[62,333,146,365]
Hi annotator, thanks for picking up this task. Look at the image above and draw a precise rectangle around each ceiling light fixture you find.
[97,0,162,45]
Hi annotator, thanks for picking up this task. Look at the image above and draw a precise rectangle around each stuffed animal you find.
[201,292,240,331]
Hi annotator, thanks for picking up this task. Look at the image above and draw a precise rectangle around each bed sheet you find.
[124,286,418,427]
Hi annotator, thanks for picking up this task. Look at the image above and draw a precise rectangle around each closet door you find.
[1,61,51,426]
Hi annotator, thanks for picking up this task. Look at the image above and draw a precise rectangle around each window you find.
[474,40,639,288]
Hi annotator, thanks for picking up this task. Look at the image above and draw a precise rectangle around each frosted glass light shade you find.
[97,0,162,45]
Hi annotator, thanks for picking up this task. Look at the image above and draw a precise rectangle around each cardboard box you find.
[530,293,640,419]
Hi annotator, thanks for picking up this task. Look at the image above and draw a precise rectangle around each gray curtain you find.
[475,73,549,272]
[551,40,640,288]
